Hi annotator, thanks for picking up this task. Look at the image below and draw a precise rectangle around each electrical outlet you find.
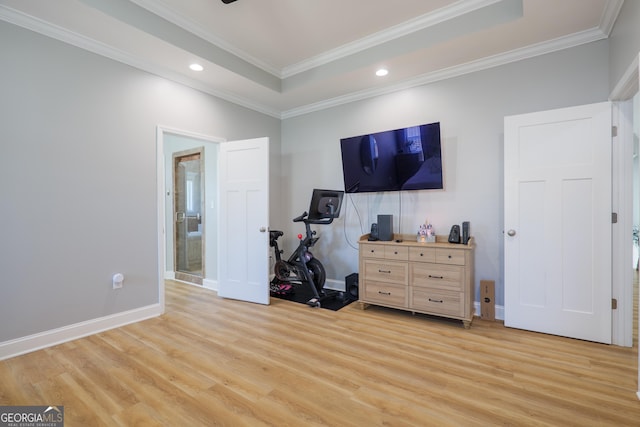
[112,273,124,289]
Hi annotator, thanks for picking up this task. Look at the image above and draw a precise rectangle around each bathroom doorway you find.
[173,148,204,285]
[161,129,221,290]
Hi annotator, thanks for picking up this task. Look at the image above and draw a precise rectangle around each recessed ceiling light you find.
[189,63,204,71]
[376,68,389,77]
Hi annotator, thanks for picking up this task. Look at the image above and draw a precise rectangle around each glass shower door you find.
[173,148,204,285]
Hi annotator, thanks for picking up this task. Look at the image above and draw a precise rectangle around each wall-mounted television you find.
[339,122,443,193]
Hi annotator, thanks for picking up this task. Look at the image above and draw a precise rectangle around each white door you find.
[218,137,270,304]
[504,102,612,344]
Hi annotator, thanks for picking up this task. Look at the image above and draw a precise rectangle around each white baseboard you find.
[0,304,162,361]
[166,271,217,292]
[203,278,218,291]
[324,278,345,292]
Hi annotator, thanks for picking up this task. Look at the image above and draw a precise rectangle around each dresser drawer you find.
[409,247,436,262]
[362,259,407,285]
[411,288,464,317]
[361,243,409,261]
[361,243,386,258]
[384,246,408,261]
[411,264,464,291]
[363,281,407,307]
[435,248,466,265]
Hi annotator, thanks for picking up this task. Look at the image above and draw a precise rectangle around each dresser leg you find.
[462,320,471,329]
[356,302,370,310]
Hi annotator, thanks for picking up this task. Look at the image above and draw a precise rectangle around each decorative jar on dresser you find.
[358,234,475,328]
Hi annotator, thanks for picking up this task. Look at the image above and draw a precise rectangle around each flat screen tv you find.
[339,122,443,193]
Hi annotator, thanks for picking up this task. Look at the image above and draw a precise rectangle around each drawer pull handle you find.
[378,291,391,296]
[394,251,398,254]
[429,298,444,303]
[428,275,444,279]
[420,253,424,256]
[378,269,391,274]
[448,255,452,259]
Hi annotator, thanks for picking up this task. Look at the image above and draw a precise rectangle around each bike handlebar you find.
[293,212,308,222]
[292,211,335,225]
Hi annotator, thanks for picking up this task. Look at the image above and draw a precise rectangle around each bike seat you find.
[269,230,284,240]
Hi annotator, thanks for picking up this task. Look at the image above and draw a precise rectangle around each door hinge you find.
[611,126,618,137]
[612,298,618,310]
[612,212,618,224]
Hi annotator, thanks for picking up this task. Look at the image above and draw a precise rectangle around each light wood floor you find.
[1,279,638,426]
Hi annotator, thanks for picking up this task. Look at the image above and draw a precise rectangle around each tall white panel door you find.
[218,137,270,305]
[504,102,612,344]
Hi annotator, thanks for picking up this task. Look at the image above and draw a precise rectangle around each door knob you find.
[259,227,267,232]
[507,229,516,236]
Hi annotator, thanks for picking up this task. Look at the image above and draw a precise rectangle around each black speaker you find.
[345,273,359,301]
[377,214,393,241]
[462,221,470,244]
[448,224,460,244]
[368,223,379,241]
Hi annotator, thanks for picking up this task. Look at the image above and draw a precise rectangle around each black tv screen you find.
[340,122,443,193]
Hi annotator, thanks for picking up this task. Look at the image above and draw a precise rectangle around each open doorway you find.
[159,128,223,291]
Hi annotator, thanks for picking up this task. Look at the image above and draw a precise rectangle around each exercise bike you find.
[269,189,344,307]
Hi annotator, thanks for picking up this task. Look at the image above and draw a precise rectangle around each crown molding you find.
[281,27,608,119]
[281,0,507,78]
[0,4,281,118]
[609,53,639,101]
[599,0,625,36]
[0,2,618,121]
[90,0,623,86]
[131,0,507,80]
[129,0,281,77]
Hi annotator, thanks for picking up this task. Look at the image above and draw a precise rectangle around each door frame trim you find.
[609,53,639,348]
[156,125,225,312]
[611,100,635,347]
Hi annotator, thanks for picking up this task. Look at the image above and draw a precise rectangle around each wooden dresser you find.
[358,234,475,328]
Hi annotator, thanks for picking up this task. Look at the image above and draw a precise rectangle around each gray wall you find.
[609,0,640,92]
[281,40,611,305]
[0,21,281,342]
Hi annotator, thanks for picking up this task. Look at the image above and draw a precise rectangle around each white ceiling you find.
[0,0,623,118]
